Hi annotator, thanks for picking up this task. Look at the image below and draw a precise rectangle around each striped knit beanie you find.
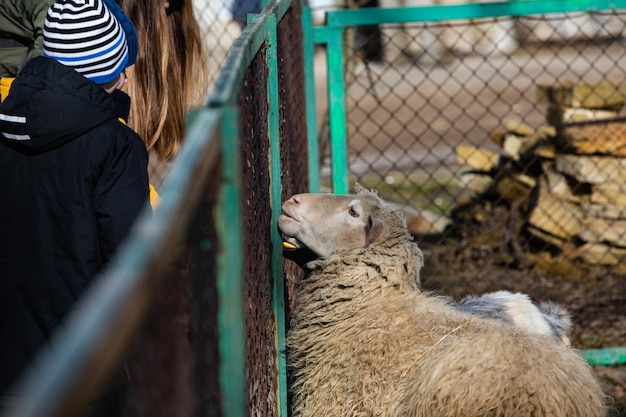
[43,0,129,85]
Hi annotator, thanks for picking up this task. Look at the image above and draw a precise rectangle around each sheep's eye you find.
[347,205,359,218]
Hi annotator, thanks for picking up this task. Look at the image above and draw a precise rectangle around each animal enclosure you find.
[313,0,626,279]
[3,2,625,417]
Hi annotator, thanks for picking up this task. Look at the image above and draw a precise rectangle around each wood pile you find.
[456,82,626,266]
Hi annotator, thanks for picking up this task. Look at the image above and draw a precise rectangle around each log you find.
[534,144,557,159]
[590,182,626,206]
[505,119,536,136]
[554,154,626,184]
[527,180,582,240]
[457,173,492,204]
[579,218,626,248]
[542,162,578,202]
[558,119,626,156]
[456,145,500,171]
[502,132,545,160]
[546,106,619,126]
[537,82,626,110]
[502,133,524,159]
[491,127,506,147]
[577,242,626,266]
[495,173,535,204]
[583,202,626,220]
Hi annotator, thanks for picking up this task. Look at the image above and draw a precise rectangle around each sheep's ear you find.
[364,215,383,247]
[354,183,378,197]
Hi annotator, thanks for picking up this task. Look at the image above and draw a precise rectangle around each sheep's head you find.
[278,185,409,259]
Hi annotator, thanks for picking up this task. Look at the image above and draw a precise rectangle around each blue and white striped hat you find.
[43,0,129,85]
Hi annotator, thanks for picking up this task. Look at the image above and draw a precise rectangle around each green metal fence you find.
[2,1,626,417]
[312,0,626,274]
[0,1,307,416]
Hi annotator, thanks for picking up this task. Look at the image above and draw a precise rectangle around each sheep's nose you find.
[288,195,301,205]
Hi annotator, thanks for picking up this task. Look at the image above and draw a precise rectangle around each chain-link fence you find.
[147,0,249,188]
[315,3,626,278]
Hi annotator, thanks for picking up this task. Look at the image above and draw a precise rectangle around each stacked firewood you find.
[456,82,626,266]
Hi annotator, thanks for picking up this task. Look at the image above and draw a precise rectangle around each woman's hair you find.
[119,0,210,161]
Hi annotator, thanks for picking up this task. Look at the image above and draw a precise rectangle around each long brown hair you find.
[119,0,209,161]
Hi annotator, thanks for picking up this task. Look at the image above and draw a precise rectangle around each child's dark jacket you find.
[0,56,149,394]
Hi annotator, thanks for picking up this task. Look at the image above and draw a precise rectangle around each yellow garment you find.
[1,77,15,102]
[149,184,160,211]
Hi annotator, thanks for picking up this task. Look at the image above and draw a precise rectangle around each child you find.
[0,0,148,409]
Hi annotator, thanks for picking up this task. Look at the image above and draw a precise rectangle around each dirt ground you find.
[417,212,626,416]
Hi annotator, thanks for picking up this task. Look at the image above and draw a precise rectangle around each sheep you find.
[285,239,573,346]
[284,243,573,345]
[279,185,606,417]
[282,189,573,344]
[454,291,573,346]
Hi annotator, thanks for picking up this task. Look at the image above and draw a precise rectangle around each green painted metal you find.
[209,2,300,412]
[264,11,289,417]
[216,105,246,417]
[1,108,225,417]
[326,26,350,193]
[324,0,626,27]
[310,0,626,196]
[580,347,626,366]
[267,0,293,21]
[207,13,275,415]
[302,6,321,192]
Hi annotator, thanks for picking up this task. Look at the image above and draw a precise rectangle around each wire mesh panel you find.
[237,47,281,417]
[318,8,626,278]
[278,0,309,199]
[148,0,250,189]
[276,0,310,314]
[195,0,250,87]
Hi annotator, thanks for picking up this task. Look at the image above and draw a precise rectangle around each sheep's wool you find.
[287,192,606,417]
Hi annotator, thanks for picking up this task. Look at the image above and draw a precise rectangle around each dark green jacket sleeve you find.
[0,0,55,77]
